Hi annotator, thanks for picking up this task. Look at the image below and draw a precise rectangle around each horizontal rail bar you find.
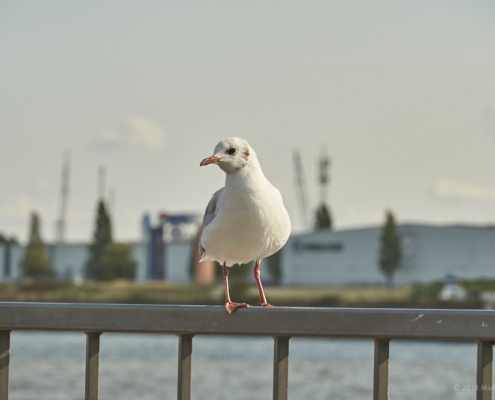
[1,302,495,340]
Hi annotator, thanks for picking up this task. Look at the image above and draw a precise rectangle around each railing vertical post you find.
[373,339,390,400]
[273,336,290,400]
[177,334,194,400]
[477,341,493,400]
[0,331,10,400]
[85,332,101,400]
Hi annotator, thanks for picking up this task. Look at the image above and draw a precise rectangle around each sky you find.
[1,1,495,244]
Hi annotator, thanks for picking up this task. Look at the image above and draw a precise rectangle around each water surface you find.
[9,332,481,400]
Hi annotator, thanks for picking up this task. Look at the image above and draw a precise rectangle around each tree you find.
[378,210,402,286]
[20,212,52,278]
[85,200,137,280]
[265,249,282,284]
[96,243,137,281]
[315,203,333,230]
[0,233,17,245]
[0,233,19,245]
[85,200,113,279]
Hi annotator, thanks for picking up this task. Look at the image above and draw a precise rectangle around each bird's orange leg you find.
[254,260,272,307]
[223,262,249,313]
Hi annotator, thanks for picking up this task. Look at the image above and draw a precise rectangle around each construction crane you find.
[55,151,70,243]
[318,146,331,205]
[293,149,309,230]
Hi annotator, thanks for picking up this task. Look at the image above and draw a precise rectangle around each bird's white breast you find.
[201,169,291,266]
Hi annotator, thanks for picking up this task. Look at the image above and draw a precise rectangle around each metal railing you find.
[0,302,494,400]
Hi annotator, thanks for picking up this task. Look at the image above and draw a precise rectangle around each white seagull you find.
[199,137,291,313]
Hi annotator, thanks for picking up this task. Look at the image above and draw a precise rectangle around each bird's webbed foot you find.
[225,301,250,314]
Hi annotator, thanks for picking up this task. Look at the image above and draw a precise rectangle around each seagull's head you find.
[200,137,253,173]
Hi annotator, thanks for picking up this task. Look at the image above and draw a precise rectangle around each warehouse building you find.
[281,224,495,286]
[0,241,192,283]
[1,223,495,286]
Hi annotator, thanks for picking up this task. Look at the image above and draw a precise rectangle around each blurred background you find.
[1,1,495,302]
[2,2,495,399]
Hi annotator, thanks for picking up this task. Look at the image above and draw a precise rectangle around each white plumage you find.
[199,137,291,312]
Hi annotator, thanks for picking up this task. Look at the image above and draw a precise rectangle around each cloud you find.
[97,116,165,151]
[99,129,122,147]
[0,194,44,218]
[127,116,165,150]
[431,179,495,203]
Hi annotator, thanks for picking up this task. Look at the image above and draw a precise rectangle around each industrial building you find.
[0,240,192,283]
[1,223,495,286]
[282,224,495,286]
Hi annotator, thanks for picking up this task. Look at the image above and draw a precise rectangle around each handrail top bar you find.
[1,301,494,314]
[0,302,494,340]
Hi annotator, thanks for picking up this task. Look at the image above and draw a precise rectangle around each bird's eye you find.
[228,147,237,155]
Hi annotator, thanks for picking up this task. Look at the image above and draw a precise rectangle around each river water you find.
[8,331,484,400]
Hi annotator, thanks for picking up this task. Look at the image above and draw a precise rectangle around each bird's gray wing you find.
[199,188,224,257]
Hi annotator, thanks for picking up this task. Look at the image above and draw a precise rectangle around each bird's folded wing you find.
[199,187,224,258]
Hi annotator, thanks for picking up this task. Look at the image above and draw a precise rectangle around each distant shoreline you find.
[0,279,488,310]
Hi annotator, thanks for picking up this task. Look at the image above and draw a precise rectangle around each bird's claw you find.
[225,301,250,314]
[258,301,273,307]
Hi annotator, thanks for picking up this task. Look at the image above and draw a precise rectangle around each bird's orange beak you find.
[200,156,221,166]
